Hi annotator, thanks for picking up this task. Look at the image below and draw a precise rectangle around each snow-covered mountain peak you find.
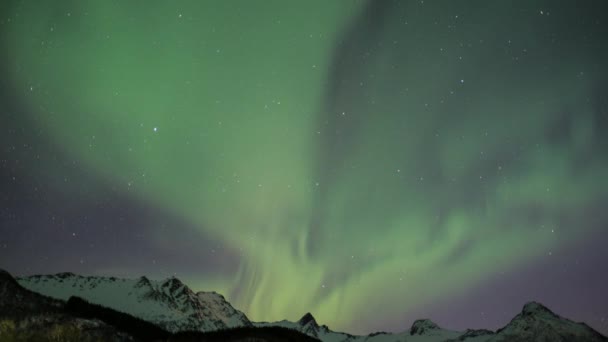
[160,276,190,297]
[162,275,182,285]
[521,301,555,317]
[410,318,441,335]
[298,312,318,327]
[493,301,608,341]
[134,275,152,288]
[296,312,324,338]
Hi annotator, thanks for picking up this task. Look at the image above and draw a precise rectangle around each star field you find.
[1,0,608,336]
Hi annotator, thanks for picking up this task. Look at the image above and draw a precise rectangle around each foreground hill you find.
[9,269,608,342]
[0,269,133,341]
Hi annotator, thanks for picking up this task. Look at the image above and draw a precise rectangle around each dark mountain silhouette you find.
[0,268,132,341]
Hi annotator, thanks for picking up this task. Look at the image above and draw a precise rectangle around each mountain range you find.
[16,272,250,333]
[1,269,606,342]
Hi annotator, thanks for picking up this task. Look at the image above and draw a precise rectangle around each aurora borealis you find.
[1,0,608,336]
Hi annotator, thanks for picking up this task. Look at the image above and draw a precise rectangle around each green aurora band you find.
[3,0,607,334]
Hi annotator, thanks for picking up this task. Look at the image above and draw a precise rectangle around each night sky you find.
[1,0,608,336]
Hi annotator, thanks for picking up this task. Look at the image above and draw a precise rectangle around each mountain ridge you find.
[1,269,317,342]
[16,271,251,333]
[9,269,608,342]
